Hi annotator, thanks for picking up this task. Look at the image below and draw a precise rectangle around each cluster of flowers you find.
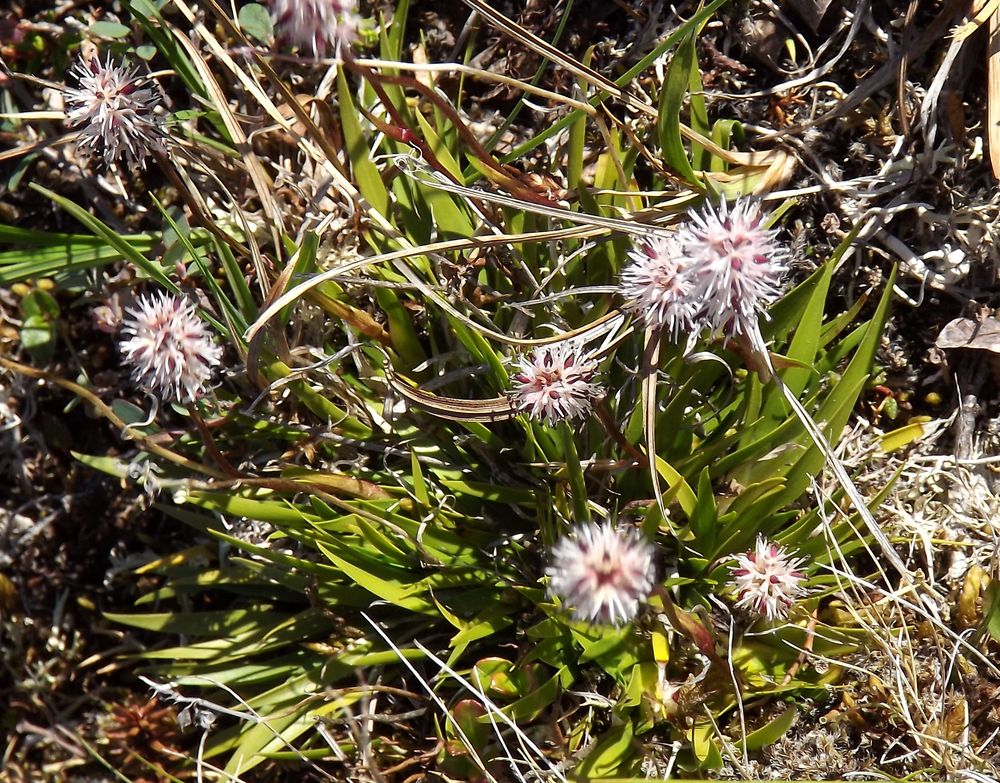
[509,198,805,627]
[62,0,807,632]
[61,0,357,170]
[508,197,787,426]
[547,522,807,627]
[119,291,223,404]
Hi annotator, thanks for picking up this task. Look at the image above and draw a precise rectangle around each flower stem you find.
[558,421,590,524]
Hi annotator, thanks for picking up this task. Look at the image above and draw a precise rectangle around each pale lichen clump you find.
[119,292,223,404]
[546,521,656,626]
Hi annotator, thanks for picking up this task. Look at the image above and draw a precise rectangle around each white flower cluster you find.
[62,54,164,169]
[620,198,789,339]
[729,536,808,622]
[119,292,223,404]
[509,341,604,426]
[271,0,359,57]
[546,521,656,626]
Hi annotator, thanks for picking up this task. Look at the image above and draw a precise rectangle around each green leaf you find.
[105,609,289,636]
[30,184,178,292]
[316,541,434,613]
[653,456,696,517]
[19,289,59,362]
[560,421,590,524]
[72,451,132,479]
[760,260,832,421]
[657,31,699,184]
[439,480,536,505]
[574,722,636,778]
[741,705,797,751]
[20,315,56,361]
[981,580,1000,643]
[690,721,724,768]
[496,666,572,723]
[336,69,389,216]
[19,288,58,319]
[238,3,273,44]
[690,468,717,552]
[90,20,132,38]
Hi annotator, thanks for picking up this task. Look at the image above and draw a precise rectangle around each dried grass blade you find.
[955,0,1000,41]
[385,370,516,423]
[167,22,277,290]
[458,0,649,114]
[246,231,620,347]
[641,329,665,523]
[352,58,596,116]
[392,155,673,238]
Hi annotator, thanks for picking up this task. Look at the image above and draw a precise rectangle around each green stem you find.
[559,421,590,524]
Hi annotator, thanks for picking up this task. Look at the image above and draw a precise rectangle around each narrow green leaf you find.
[30,184,177,292]
[559,421,590,524]
[690,468,717,552]
[653,456,696,517]
[336,69,389,216]
[657,31,699,184]
[742,705,797,751]
[574,722,636,778]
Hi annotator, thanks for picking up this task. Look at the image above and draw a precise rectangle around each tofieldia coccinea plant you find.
[622,198,789,340]
[509,340,605,425]
[271,0,359,57]
[729,536,809,622]
[61,54,165,169]
[119,292,223,404]
[546,521,656,626]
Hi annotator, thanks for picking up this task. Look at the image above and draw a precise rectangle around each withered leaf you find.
[935,317,1000,353]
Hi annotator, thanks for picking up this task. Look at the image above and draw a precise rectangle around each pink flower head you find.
[509,341,604,426]
[547,521,656,625]
[620,235,699,337]
[120,292,223,403]
[621,198,787,339]
[62,54,164,169]
[729,536,807,622]
[271,0,358,57]
[677,198,789,337]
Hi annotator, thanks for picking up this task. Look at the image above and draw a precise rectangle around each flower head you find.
[120,292,223,403]
[729,536,807,621]
[621,198,788,339]
[271,0,358,57]
[681,199,788,336]
[62,54,164,169]
[620,235,699,336]
[546,521,656,625]
[509,341,604,426]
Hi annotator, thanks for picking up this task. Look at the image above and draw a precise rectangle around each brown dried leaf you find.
[935,317,1000,353]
